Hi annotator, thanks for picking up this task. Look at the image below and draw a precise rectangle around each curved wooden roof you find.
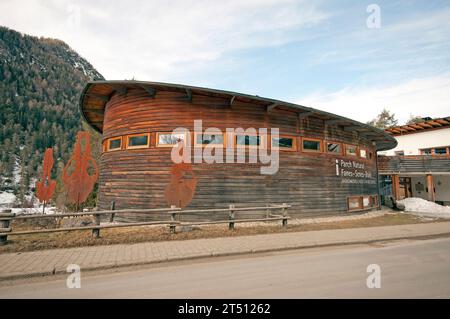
[79,80,397,151]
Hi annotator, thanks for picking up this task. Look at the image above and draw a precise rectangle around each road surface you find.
[1,237,450,298]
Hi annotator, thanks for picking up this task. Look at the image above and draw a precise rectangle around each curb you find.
[1,231,450,282]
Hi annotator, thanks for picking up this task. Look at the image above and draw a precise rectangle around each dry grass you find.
[0,213,441,254]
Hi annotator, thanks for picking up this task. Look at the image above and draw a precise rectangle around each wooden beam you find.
[392,174,400,201]
[428,121,442,127]
[426,174,436,202]
[230,96,236,106]
[417,122,433,128]
[409,124,423,130]
[298,111,315,119]
[185,89,192,102]
[141,85,156,98]
[435,119,450,125]
[113,86,127,96]
[267,103,278,112]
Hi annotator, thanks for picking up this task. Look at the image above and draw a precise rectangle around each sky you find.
[0,0,449,124]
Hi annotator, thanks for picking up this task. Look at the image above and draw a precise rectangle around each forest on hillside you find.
[0,26,104,209]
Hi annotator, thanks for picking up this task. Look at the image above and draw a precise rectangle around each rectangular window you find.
[326,142,342,154]
[194,132,224,147]
[394,151,404,156]
[345,144,358,156]
[236,134,261,147]
[302,138,322,152]
[421,148,432,155]
[360,149,367,158]
[107,137,122,151]
[434,147,447,155]
[156,132,187,147]
[127,134,149,149]
[271,136,296,151]
[348,196,362,211]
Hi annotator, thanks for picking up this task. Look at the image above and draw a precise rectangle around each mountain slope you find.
[0,26,104,206]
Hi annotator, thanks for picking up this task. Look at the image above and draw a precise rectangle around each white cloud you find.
[298,74,450,124]
[0,0,329,80]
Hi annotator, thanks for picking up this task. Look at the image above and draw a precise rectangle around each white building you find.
[378,117,450,205]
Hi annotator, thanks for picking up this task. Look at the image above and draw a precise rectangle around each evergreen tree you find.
[0,26,104,207]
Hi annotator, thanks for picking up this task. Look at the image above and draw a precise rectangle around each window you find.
[434,147,447,155]
[360,149,367,158]
[302,138,322,152]
[325,142,342,154]
[345,144,358,156]
[421,148,432,155]
[126,134,149,149]
[235,134,261,147]
[272,136,296,151]
[156,132,187,147]
[194,132,224,147]
[394,151,404,156]
[107,137,122,151]
[348,196,362,211]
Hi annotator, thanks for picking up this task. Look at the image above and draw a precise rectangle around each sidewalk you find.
[1,221,450,281]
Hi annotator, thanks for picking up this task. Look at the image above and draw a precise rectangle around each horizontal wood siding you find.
[378,155,450,174]
[98,88,378,219]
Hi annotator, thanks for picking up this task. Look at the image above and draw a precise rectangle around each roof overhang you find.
[79,80,398,151]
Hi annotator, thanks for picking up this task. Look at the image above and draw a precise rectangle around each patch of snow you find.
[11,206,57,215]
[397,197,450,219]
[0,191,16,206]
[12,156,21,185]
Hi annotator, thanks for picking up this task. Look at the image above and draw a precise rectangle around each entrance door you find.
[398,177,412,200]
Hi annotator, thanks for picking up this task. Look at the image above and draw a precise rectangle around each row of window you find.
[419,146,450,155]
[103,132,374,159]
[348,195,378,212]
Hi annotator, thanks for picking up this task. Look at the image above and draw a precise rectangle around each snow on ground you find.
[0,191,56,215]
[10,206,57,215]
[0,191,16,206]
[397,197,450,219]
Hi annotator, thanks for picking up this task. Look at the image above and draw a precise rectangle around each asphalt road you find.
[1,237,450,298]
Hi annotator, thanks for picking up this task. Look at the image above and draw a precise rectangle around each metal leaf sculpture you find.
[164,141,198,208]
[62,131,99,210]
[36,148,56,213]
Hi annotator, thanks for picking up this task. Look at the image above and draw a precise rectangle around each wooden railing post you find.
[281,203,288,228]
[266,203,270,219]
[92,213,101,238]
[170,205,177,233]
[109,201,116,222]
[0,209,13,245]
[229,204,235,230]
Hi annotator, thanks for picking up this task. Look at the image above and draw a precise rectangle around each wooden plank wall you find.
[378,155,450,175]
[98,88,378,220]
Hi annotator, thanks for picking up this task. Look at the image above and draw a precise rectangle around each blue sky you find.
[1,0,449,123]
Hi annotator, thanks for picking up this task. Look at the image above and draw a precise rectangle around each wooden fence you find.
[0,203,291,244]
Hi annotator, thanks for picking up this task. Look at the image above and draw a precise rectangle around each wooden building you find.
[79,81,397,217]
